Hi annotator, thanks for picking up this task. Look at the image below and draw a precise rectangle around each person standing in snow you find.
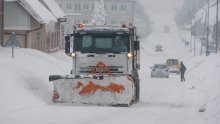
[179,61,186,82]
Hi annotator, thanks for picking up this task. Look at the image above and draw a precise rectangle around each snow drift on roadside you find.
[184,54,220,124]
[0,47,71,115]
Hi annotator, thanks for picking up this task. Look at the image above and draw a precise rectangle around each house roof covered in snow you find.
[16,0,57,24]
[41,0,66,19]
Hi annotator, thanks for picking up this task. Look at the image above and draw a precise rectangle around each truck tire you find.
[135,78,140,103]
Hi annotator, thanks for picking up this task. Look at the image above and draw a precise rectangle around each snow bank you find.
[0,47,71,115]
[184,54,220,124]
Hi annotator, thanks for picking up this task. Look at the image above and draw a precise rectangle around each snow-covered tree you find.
[134,1,152,39]
[91,0,107,25]
[175,0,207,27]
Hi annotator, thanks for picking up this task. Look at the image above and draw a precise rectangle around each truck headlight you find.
[71,53,76,57]
[67,53,76,58]
[127,53,132,58]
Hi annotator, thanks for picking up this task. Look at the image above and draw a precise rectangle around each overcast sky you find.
[139,0,183,13]
[138,0,184,32]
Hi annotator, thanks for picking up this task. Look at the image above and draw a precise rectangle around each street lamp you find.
[0,0,4,46]
[206,0,210,56]
[215,0,219,54]
[200,8,208,55]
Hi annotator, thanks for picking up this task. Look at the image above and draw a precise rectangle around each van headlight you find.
[127,53,132,58]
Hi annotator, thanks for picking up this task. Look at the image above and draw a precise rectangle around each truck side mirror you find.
[134,41,140,50]
[65,35,70,42]
[65,40,70,54]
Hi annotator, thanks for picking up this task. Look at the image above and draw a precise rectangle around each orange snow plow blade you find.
[75,81,125,95]
[49,75,135,106]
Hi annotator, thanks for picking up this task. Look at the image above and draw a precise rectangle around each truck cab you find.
[65,24,140,102]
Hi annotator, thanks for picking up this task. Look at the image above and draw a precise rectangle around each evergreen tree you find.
[91,0,107,25]
[134,1,152,38]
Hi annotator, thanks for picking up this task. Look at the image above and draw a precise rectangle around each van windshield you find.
[167,59,179,65]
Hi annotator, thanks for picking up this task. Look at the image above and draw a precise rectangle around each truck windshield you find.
[74,35,130,54]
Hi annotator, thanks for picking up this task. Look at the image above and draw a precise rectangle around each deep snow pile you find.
[183,54,220,123]
[0,48,71,115]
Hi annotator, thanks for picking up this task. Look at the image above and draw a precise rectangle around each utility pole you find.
[201,8,208,55]
[216,0,219,54]
[190,26,192,53]
[0,0,4,46]
[206,0,210,56]
[194,26,196,57]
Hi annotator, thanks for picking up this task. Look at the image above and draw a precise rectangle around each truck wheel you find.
[135,79,140,103]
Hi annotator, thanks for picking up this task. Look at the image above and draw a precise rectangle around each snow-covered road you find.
[0,24,206,124]
[0,69,204,124]
[2,0,220,123]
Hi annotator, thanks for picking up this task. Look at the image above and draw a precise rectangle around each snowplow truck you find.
[49,24,140,106]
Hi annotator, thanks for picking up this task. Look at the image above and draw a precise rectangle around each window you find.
[114,20,117,25]
[121,4,126,11]
[83,3,89,10]
[111,20,117,25]
[111,4,117,11]
[167,60,179,65]
[92,4,94,10]
[104,4,107,10]
[154,64,167,68]
[59,3,62,8]
[4,2,31,30]
[74,19,80,24]
[37,32,40,42]
[78,3,81,11]
[36,32,41,50]
[121,20,127,25]
[83,20,89,24]
[75,3,81,12]
[96,38,112,49]
[74,35,129,54]
[66,3,72,10]
[82,36,92,47]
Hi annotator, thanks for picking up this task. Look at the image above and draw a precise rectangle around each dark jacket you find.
[179,62,186,73]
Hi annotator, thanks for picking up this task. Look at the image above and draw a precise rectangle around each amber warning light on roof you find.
[122,24,127,28]
[74,24,84,29]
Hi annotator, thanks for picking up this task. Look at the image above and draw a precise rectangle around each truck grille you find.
[79,66,124,74]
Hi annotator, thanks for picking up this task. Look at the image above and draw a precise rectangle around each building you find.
[3,0,66,52]
[55,0,134,33]
[191,0,220,53]
[0,0,3,46]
